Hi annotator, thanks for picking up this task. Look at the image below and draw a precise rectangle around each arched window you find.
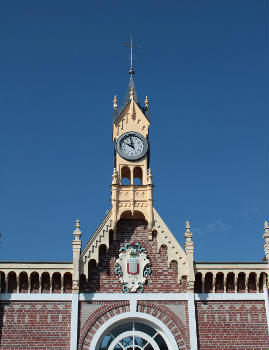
[170,260,178,273]
[248,272,256,292]
[121,166,131,185]
[19,272,28,293]
[88,259,97,292]
[8,272,17,293]
[237,272,246,293]
[194,273,203,293]
[204,272,213,293]
[0,272,5,293]
[30,272,39,293]
[259,272,267,292]
[134,167,143,185]
[226,272,235,292]
[52,272,61,293]
[64,273,72,293]
[98,321,168,350]
[41,272,50,293]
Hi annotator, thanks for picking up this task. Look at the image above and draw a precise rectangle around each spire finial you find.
[145,96,149,108]
[123,34,141,77]
[73,218,81,240]
[113,95,118,108]
[185,220,194,253]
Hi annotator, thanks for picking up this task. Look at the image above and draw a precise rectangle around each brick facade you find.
[78,301,130,350]
[85,219,187,293]
[196,301,269,350]
[0,302,71,350]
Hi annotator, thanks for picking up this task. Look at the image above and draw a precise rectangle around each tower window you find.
[121,166,131,185]
[133,166,143,185]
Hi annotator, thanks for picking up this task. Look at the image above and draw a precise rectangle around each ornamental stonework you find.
[115,242,151,293]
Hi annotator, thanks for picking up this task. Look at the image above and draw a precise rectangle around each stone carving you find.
[115,242,151,293]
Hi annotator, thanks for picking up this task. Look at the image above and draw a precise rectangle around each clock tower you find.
[111,71,154,239]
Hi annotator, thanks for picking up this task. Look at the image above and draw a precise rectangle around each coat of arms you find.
[115,242,151,293]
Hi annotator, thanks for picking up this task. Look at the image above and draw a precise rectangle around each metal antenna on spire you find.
[123,34,142,76]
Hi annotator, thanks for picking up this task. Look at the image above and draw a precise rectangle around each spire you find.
[113,37,150,122]
[123,75,139,105]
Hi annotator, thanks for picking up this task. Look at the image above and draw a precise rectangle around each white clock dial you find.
[116,132,148,161]
[120,136,144,157]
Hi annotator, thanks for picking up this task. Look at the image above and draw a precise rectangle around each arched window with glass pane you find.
[98,321,169,350]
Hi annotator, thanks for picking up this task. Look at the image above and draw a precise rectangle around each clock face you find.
[116,132,148,161]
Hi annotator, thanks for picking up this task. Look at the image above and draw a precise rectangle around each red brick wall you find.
[0,301,71,350]
[78,301,190,350]
[137,301,190,349]
[196,300,269,350]
[78,301,130,350]
[85,219,187,293]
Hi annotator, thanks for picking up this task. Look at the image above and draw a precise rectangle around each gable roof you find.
[113,76,150,123]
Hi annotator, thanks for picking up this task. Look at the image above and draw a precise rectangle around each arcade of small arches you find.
[121,166,143,185]
[194,271,268,293]
[0,270,267,294]
[0,271,72,293]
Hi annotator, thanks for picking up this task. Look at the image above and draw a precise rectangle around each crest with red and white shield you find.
[115,242,152,293]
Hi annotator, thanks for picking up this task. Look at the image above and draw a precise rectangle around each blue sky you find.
[0,1,268,262]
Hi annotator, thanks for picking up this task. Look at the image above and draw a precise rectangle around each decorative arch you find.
[30,272,39,293]
[204,272,213,293]
[0,272,5,293]
[8,271,17,293]
[89,312,182,350]
[63,272,72,293]
[41,272,50,293]
[215,272,224,293]
[194,272,202,293]
[248,272,257,292]
[19,271,28,293]
[133,166,143,185]
[121,166,131,185]
[120,210,146,220]
[52,272,61,293]
[226,272,235,292]
[237,272,246,292]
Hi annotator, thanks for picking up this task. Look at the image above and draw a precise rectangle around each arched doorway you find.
[91,312,179,350]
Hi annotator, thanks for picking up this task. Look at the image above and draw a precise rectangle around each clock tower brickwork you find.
[0,74,268,350]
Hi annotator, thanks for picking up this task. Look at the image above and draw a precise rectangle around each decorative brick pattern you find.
[137,301,190,349]
[196,301,269,350]
[78,301,130,350]
[85,219,187,293]
[0,301,71,350]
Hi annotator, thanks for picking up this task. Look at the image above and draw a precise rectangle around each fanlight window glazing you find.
[98,321,168,350]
